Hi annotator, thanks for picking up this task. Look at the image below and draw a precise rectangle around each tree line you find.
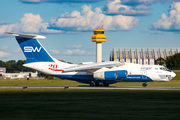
[166,53,180,69]
[155,53,180,69]
[0,60,35,73]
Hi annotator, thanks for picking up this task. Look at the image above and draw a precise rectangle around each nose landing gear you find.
[142,82,147,87]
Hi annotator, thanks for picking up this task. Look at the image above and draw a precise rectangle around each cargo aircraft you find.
[6,32,176,87]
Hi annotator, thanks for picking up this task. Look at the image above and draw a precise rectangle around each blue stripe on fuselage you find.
[121,75,153,82]
[53,74,153,83]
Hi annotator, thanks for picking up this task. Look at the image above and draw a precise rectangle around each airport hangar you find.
[110,48,180,65]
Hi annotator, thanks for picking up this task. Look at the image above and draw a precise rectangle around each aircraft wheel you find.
[142,83,147,87]
[99,82,104,87]
[90,81,95,86]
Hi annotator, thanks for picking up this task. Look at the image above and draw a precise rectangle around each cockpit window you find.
[160,67,165,70]
[160,67,171,72]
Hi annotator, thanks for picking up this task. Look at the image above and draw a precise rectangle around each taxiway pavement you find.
[0,86,180,90]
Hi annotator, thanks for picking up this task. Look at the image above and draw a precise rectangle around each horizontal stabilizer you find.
[5,32,46,39]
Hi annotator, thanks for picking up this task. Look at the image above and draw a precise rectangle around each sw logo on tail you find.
[24,46,41,52]
[6,32,176,87]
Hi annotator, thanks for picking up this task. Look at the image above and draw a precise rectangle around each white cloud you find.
[19,0,105,3]
[1,46,8,50]
[19,13,43,33]
[156,31,163,34]
[151,31,164,35]
[101,0,151,16]
[149,2,180,31]
[65,45,82,49]
[50,44,94,56]
[0,51,10,58]
[14,48,22,53]
[0,3,140,37]
[19,0,180,4]
[21,0,40,2]
[62,49,94,55]
[134,5,151,10]
[121,0,180,5]
[50,48,94,56]
[0,21,11,25]
[49,4,140,31]
[50,49,61,54]
[0,13,63,37]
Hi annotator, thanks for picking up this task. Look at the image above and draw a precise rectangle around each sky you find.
[0,0,180,64]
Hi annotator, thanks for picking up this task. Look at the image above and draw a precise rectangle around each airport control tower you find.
[92,26,106,63]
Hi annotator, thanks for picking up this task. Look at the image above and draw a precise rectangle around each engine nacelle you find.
[116,70,128,79]
[93,70,127,80]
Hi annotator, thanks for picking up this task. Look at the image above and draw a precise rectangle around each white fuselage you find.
[23,62,176,84]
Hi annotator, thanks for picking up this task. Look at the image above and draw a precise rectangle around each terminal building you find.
[110,48,180,65]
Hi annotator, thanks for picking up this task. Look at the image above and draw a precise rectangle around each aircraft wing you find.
[62,61,124,72]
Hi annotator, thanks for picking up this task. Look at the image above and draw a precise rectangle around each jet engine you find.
[93,69,127,80]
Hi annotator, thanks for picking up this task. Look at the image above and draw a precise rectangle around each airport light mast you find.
[92,26,106,63]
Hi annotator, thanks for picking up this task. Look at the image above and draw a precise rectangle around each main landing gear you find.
[90,81,95,86]
[142,82,147,87]
[90,81,109,87]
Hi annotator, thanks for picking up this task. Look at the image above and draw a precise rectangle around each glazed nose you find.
[171,72,176,78]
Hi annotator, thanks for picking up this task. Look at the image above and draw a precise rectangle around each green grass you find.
[0,78,86,86]
[172,70,180,80]
[0,89,180,120]
[0,71,180,119]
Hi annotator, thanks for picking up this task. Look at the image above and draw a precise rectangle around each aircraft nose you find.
[171,72,176,78]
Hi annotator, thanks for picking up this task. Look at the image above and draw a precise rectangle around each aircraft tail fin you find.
[6,32,54,63]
